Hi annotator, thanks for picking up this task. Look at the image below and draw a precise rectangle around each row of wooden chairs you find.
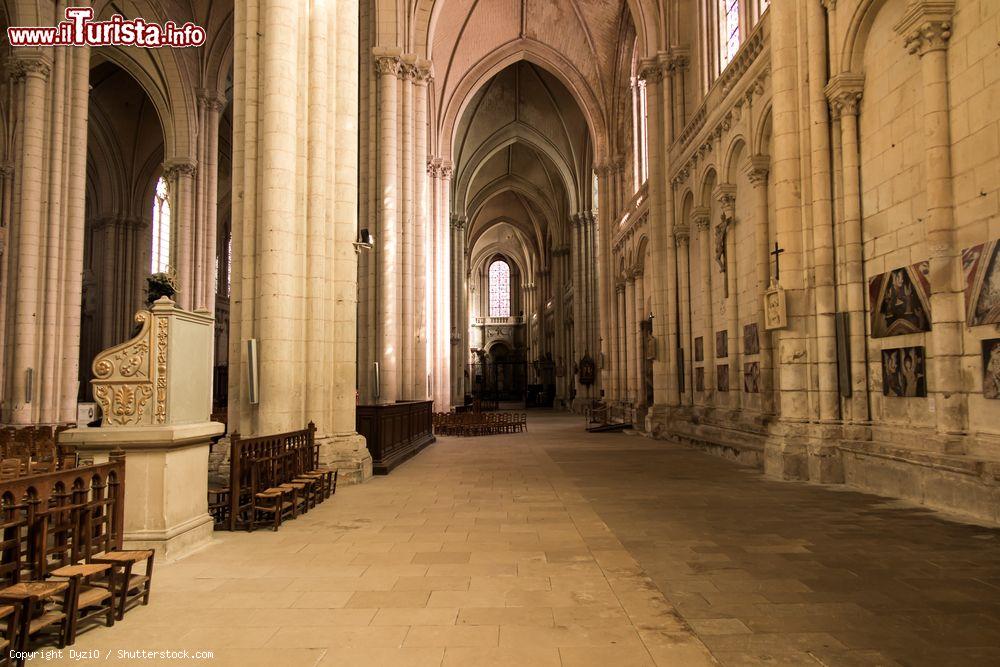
[209,422,338,532]
[1,426,78,482]
[433,412,527,437]
[0,456,154,666]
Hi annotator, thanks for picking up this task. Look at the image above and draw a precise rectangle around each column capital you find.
[373,48,402,77]
[820,0,837,10]
[162,158,197,179]
[427,158,441,177]
[0,162,13,177]
[399,55,419,81]
[197,89,227,112]
[450,215,467,230]
[691,206,711,231]
[825,73,865,119]
[638,59,663,85]
[414,60,434,85]
[616,282,627,294]
[895,1,955,56]
[673,224,690,247]
[440,162,454,181]
[668,46,690,72]
[744,156,770,185]
[10,52,52,81]
[594,162,613,177]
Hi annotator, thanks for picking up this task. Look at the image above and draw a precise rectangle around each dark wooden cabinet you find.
[356,401,436,474]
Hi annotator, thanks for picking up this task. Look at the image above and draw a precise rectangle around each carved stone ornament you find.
[764,283,788,331]
[92,306,170,426]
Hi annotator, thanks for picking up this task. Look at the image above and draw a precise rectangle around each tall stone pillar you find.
[616,283,627,401]
[746,157,775,415]
[769,0,811,478]
[374,49,401,404]
[595,165,614,399]
[413,63,432,399]
[895,1,965,444]
[674,226,693,407]
[807,0,840,424]
[7,54,51,424]
[625,275,637,402]
[826,74,869,428]
[197,91,226,314]
[716,185,740,410]
[436,163,453,409]
[451,216,467,405]
[634,271,645,407]
[694,208,715,404]
[231,0,370,481]
[400,58,415,400]
[639,58,676,429]
[163,159,197,311]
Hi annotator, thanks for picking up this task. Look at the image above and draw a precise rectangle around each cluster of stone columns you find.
[228,0,368,477]
[359,49,441,409]
[570,212,600,408]
[0,43,89,426]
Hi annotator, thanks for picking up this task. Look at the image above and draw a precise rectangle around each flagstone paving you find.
[65,411,1000,666]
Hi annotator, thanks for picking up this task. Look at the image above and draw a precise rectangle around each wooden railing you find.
[356,401,435,475]
[223,423,320,531]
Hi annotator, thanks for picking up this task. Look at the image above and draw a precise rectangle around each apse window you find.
[489,259,511,318]
[151,176,171,273]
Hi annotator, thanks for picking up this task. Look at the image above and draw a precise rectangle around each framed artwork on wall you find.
[717,364,729,392]
[744,323,759,355]
[744,362,760,393]
[869,262,931,338]
[963,239,1000,327]
[881,346,926,397]
[716,331,728,359]
[983,338,1000,400]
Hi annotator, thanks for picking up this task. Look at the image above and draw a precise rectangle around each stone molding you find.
[10,53,52,81]
[691,206,711,231]
[744,155,770,185]
[637,59,663,84]
[374,55,401,77]
[673,224,690,247]
[163,158,197,179]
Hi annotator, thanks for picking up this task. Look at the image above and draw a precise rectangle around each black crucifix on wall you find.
[770,242,785,285]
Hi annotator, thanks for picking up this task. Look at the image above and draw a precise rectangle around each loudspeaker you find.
[247,339,260,405]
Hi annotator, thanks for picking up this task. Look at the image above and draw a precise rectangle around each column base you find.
[320,432,373,485]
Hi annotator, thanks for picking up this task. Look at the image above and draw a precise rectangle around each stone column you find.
[625,274,637,402]
[8,54,51,424]
[374,49,401,404]
[616,282,628,401]
[746,157,775,415]
[694,207,715,404]
[400,58,415,400]
[896,2,965,442]
[163,159,197,311]
[437,163,453,408]
[595,165,614,399]
[199,91,226,313]
[806,0,840,424]
[230,0,369,479]
[675,226,693,406]
[570,214,585,407]
[451,216,467,405]
[826,74,869,427]
[639,58,677,424]
[716,185,740,409]
[670,50,689,135]
[634,270,645,406]
[413,62,431,399]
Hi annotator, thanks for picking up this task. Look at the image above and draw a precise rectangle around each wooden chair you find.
[249,456,292,532]
[87,552,153,621]
[0,581,72,655]
[0,604,17,667]
[48,563,115,643]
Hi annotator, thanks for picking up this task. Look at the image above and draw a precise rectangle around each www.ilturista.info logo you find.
[8,7,206,48]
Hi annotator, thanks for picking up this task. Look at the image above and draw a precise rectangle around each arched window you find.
[150,176,170,273]
[719,0,741,70]
[631,42,649,190]
[489,259,511,318]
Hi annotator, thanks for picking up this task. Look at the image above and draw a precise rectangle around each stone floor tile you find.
[441,646,561,666]
[402,624,500,647]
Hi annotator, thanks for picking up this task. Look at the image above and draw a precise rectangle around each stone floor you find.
[64,412,1000,666]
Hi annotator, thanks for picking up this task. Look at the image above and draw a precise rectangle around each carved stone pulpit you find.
[60,297,223,560]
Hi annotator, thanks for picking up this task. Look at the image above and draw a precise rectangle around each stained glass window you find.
[720,0,741,69]
[151,176,170,273]
[489,259,511,318]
